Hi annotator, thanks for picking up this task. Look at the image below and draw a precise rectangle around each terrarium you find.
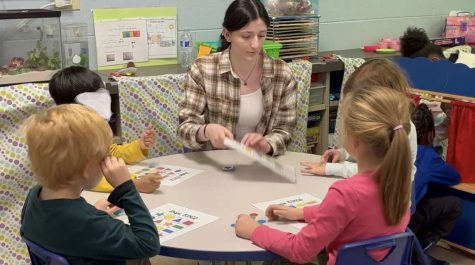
[0,9,62,85]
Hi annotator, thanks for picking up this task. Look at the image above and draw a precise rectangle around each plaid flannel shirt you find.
[178,48,297,156]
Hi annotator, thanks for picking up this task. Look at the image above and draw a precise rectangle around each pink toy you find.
[377,38,400,51]
[364,38,401,53]
[363,45,378,52]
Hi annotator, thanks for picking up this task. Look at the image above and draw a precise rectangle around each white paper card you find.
[253,193,322,229]
[223,138,296,183]
[128,163,202,187]
[116,203,218,243]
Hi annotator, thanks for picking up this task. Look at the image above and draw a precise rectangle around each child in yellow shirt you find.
[49,66,161,193]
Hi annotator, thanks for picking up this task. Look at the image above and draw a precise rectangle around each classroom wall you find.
[1,0,474,69]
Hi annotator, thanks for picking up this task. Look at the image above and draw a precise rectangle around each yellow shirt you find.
[92,139,147,192]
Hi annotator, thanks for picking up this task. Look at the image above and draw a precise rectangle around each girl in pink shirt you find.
[234,86,413,265]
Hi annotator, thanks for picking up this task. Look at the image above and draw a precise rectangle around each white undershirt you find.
[235,88,263,141]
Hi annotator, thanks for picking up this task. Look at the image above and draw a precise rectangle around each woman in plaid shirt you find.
[178,0,297,156]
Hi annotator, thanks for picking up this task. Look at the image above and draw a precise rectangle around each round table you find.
[82,150,339,261]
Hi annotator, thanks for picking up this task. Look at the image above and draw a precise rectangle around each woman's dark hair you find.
[411,103,435,146]
[218,0,270,52]
[49,66,105,105]
[400,27,444,59]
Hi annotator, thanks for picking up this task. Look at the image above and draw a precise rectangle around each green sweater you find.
[21,180,160,265]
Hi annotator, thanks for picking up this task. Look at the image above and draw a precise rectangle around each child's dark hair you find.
[400,27,444,59]
[49,66,105,105]
[411,103,435,146]
[218,0,270,52]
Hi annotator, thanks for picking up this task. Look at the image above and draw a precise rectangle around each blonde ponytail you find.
[341,86,412,225]
[378,125,412,225]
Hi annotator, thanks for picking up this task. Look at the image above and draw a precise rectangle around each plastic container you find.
[261,0,318,17]
[195,40,283,59]
[309,85,324,105]
[179,29,193,68]
[261,0,319,17]
[62,23,89,68]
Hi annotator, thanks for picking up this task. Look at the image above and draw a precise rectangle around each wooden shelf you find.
[310,84,325,90]
[451,183,475,194]
[440,239,475,255]
[308,104,325,112]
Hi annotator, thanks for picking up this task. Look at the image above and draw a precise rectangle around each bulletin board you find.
[93,7,177,71]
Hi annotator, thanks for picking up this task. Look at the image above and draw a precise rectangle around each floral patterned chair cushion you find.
[117,74,186,157]
[287,60,312,153]
[333,56,366,148]
[0,83,54,264]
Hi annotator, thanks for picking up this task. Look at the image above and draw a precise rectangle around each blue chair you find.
[335,231,414,265]
[409,229,431,265]
[23,237,69,265]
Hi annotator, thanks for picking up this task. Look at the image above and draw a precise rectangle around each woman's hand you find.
[235,214,260,240]
[265,204,304,221]
[241,133,271,154]
[300,161,326,176]
[206,124,234,149]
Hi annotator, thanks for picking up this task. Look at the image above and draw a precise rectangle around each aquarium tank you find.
[0,9,62,86]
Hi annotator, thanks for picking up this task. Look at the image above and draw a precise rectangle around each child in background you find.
[301,59,417,183]
[21,104,160,265]
[49,66,161,193]
[409,104,461,251]
[400,27,445,61]
[235,86,412,265]
[400,27,452,156]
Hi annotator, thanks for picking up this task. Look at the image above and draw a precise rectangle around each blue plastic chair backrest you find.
[407,228,431,265]
[335,231,414,265]
[23,237,69,265]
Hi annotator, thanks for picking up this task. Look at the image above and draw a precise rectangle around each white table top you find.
[82,150,339,261]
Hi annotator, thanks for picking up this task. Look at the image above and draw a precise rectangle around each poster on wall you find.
[94,19,149,67]
[93,7,177,70]
[147,19,177,59]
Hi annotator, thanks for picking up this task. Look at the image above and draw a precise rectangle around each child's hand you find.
[134,174,162,193]
[300,161,326,176]
[321,149,341,163]
[235,214,260,240]
[241,133,271,154]
[94,198,120,216]
[140,125,156,151]
[206,124,234,149]
[101,156,131,188]
[265,204,304,221]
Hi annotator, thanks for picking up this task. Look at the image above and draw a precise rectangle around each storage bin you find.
[309,84,324,105]
[196,40,282,59]
[62,23,89,68]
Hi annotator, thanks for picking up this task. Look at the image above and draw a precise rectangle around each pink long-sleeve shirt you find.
[251,172,410,265]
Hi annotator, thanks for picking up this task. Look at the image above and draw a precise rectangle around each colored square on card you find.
[182,220,194,226]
